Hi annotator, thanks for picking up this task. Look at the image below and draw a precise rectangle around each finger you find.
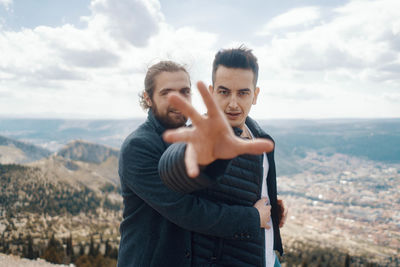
[185,144,199,178]
[235,138,274,155]
[168,93,203,124]
[163,127,194,143]
[264,224,271,229]
[196,81,221,117]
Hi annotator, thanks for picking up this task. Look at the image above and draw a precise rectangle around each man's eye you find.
[219,90,229,95]
[181,89,191,95]
[239,91,250,96]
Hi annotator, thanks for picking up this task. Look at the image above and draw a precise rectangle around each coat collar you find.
[245,116,274,143]
[147,109,166,135]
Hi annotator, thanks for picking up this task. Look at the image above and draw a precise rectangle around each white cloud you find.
[249,0,400,118]
[0,0,218,119]
[383,93,400,103]
[257,6,320,35]
[59,48,120,68]
[0,0,399,119]
[255,0,400,82]
[0,0,12,11]
[89,0,163,46]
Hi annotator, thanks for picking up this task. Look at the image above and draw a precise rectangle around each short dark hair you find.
[212,45,259,87]
[139,61,189,110]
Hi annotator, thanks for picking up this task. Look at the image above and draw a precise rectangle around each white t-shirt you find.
[246,126,276,267]
[262,152,276,267]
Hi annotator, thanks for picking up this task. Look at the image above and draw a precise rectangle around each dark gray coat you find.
[118,110,262,267]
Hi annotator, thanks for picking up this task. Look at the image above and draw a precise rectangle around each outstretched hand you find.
[163,81,274,178]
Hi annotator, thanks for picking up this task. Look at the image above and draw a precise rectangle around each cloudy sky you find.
[0,0,399,119]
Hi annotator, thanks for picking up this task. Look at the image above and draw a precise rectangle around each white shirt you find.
[262,151,276,267]
[246,126,276,267]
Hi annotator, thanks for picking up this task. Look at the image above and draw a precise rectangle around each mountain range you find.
[0,137,120,193]
[0,118,399,266]
[1,118,399,176]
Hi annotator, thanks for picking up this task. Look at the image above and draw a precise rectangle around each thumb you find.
[185,144,199,178]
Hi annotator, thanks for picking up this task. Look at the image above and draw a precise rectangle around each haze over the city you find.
[0,0,399,119]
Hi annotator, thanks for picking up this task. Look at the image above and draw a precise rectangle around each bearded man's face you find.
[149,71,191,129]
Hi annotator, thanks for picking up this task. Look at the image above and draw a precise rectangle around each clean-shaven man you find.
[160,47,286,267]
[118,60,275,266]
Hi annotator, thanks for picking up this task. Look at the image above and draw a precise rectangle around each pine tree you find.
[41,233,65,264]
[89,235,98,257]
[66,233,74,262]
[344,253,350,267]
[79,242,85,256]
[0,232,5,253]
[105,239,111,257]
[26,234,34,259]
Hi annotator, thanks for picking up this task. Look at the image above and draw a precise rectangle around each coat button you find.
[234,234,239,239]
[246,234,250,239]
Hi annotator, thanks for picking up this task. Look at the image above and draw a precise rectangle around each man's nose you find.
[228,95,239,109]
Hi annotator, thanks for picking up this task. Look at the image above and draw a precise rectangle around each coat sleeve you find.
[158,142,231,193]
[120,135,261,241]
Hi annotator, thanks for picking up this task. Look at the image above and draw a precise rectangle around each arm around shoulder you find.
[122,136,261,240]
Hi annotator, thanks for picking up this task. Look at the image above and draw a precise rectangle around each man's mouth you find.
[226,112,242,120]
[169,109,182,115]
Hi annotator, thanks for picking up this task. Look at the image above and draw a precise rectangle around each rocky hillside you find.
[0,162,121,265]
[0,253,68,267]
[30,154,119,192]
[56,140,119,164]
[0,163,120,217]
[19,140,121,192]
[0,135,51,164]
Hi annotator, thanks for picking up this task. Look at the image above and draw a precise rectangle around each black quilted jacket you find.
[159,116,283,267]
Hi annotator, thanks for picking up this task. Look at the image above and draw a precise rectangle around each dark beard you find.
[152,105,187,129]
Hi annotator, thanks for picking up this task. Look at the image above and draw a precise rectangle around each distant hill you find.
[0,135,51,164]
[0,137,120,190]
[0,136,120,191]
[57,140,119,164]
[0,163,120,216]
[259,118,400,175]
[0,138,123,217]
[30,154,119,192]
[0,118,144,151]
[0,162,121,265]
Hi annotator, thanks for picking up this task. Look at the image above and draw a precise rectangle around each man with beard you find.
[159,48,286,266]
[117,61,276,266]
